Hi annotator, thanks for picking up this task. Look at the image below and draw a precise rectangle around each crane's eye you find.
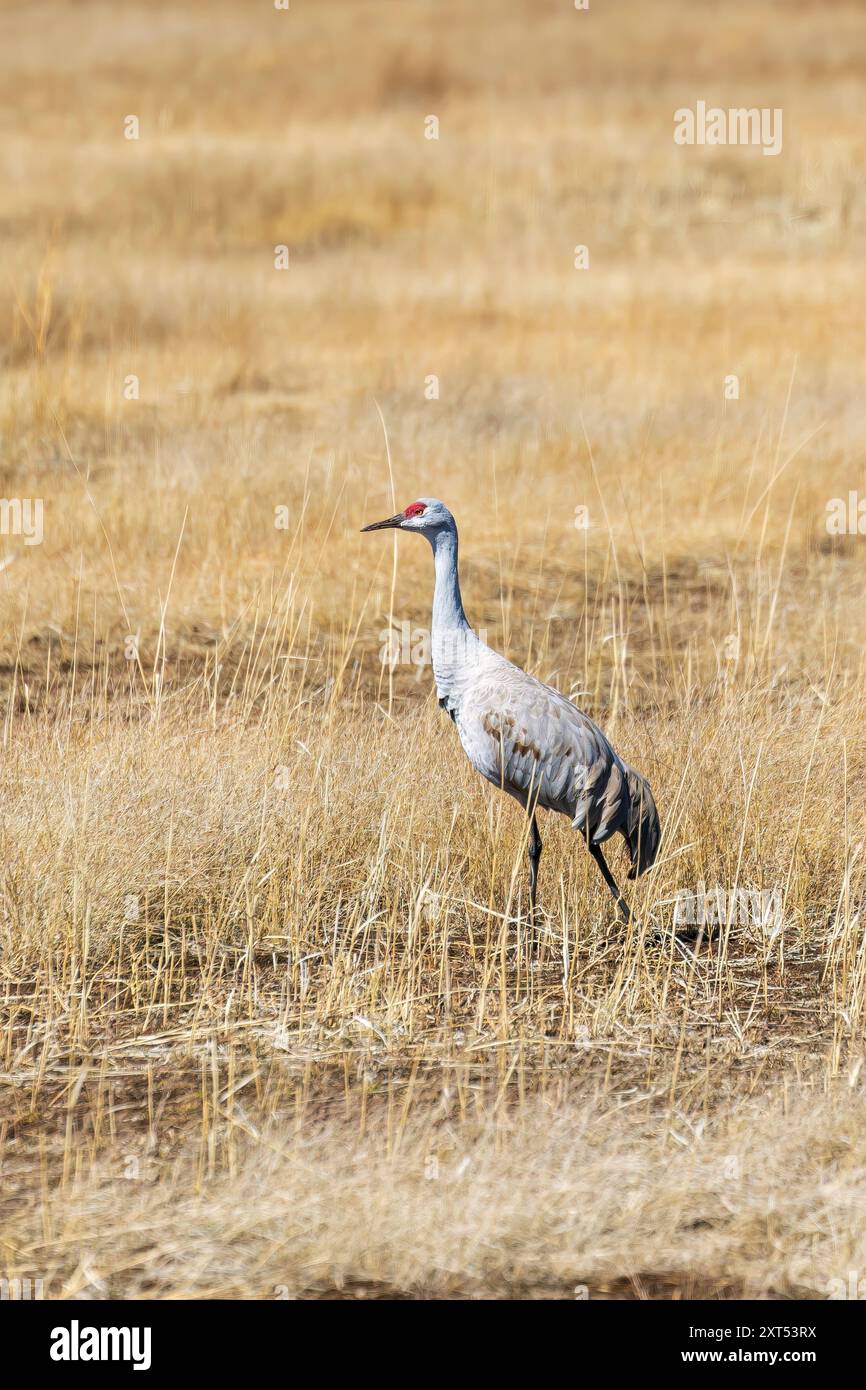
[404,502,427,518]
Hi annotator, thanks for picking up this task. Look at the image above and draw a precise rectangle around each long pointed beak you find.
[360,513,404,532]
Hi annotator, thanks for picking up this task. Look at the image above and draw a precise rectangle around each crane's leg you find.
[588,842,631,923]
[528,813,543,927]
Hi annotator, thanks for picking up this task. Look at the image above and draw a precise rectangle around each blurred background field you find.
[1,0,866,1299]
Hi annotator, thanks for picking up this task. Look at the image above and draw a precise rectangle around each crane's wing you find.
[454,654,629,841]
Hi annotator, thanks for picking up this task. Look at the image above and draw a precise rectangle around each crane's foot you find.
[509,905,548,960]
[673,921,719,949]
[523,920,541,958]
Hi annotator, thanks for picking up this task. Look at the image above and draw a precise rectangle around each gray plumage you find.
[362,498,660,924]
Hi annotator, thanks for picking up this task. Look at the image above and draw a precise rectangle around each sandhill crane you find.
[362,498,660,926]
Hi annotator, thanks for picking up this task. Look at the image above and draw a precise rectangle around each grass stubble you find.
[1,0,866,1299]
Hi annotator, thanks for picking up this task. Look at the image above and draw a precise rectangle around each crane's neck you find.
[431,524,469,636]
[430,524,475,705]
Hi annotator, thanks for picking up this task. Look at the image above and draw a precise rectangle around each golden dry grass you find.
[1,0,866,1300]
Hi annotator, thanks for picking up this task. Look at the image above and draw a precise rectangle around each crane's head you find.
[361,498,454,538]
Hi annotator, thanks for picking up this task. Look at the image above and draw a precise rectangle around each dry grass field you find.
[2,0,866,1300]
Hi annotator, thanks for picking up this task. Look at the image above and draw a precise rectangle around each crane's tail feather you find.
[571,761,660,879]
[623,766,660,879]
